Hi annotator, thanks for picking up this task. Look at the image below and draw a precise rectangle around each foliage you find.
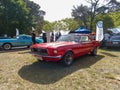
[93,10,120,33]
[0,0,32,36]
[24,0,45,33]
[71,0,120,30]
[109,11,120,27]
[107,0,120,12]
[42,18,79,32]
[43,21,53,31]
[93,14,114,33]
[72,0,101,30]
[71,5,90,29]
[61,18,79,31]
[53,21,64,31]
[0,0,45,37]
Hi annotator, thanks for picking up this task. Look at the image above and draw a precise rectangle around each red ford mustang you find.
[30,33,100,66]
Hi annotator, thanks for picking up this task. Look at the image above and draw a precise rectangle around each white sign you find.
[96,21,104,41]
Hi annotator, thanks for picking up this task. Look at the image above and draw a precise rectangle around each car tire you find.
[37,59,43,62]
[91,47,97,56]
[27,46,30,48]
[3,43,12,50]
[62,52,73,66]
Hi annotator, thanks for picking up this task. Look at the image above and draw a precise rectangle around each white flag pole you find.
[96,21,104,41]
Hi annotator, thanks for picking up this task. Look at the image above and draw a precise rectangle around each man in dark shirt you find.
[31,31,36,44]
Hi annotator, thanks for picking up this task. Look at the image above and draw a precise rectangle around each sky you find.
[31,0,120,22]
[30,0,87,22]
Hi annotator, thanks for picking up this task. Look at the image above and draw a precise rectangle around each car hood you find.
[31,41,78,49]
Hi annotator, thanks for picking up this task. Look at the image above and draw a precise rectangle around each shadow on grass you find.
[18,54,104,84]
[100,47,120,52]
[100,52,118,57]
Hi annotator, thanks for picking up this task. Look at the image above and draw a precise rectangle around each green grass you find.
[0,48,120,90]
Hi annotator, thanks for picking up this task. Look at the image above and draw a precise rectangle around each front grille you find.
[31,48,48,56]
[31,48,38,52]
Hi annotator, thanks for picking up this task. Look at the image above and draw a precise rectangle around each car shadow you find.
[100,52,118,57]
[0,46,30,53]
[100,47,120,52]
[18,54,104,84]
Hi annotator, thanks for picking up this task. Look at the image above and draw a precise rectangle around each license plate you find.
[113,42,119,44]
[33,54,43,60]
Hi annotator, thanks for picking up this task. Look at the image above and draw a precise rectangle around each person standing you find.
[51,32,54,42]
[55,31,61,40]
[102,32,110,47]
[104,32,110,41]
[42,32,47,43]
[31,31,36,44]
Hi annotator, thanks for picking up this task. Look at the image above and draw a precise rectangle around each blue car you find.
[0,34,44,50]
[105,35,120,48]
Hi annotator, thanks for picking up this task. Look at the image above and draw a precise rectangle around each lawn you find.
[0,48,120,90]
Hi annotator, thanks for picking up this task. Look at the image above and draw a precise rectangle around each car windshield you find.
[57,34,80,42]
[110,36,120,40]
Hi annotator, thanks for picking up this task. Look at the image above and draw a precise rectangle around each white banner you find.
[32,27,35,31]
[96,21,104,41]
[16,28,19,36]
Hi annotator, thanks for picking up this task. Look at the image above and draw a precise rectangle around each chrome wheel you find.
[3,43,12,50]
[63,52,73,66]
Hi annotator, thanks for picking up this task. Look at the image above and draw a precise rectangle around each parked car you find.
[30,33,100,66]
[105,35,120,48]
[0,34,44,50]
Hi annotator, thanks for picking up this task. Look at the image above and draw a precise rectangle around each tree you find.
[62,18,79,31]
[43,21,53,31]
[24,0,45,33]
[0,0,45,36]
[93,14,114,32]
[72,0,102,30]
[109,11,120,27]
[71,0,120,30]
[53,20,68,32]
[72,5,90,28]
[0,0,33,36]
[107,0,120,12]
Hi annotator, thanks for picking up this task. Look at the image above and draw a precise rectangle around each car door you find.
[80,35,93,54]
[17,36,32,46]
[72,35,88,57]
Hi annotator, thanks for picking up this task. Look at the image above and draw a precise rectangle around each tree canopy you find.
[24,0,45,33]
[42,18,79,32]
[0,0,45,36]
[71,0,120,31]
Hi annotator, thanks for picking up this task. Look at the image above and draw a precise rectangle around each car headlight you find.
[53,50,58,54]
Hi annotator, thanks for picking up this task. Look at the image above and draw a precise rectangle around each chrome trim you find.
[31,52,62,59]
[43,55,62,59]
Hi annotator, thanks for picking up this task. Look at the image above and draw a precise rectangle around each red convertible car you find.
[30,33,100,66]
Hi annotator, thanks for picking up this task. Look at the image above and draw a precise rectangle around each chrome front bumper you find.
[31,52,62,61]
